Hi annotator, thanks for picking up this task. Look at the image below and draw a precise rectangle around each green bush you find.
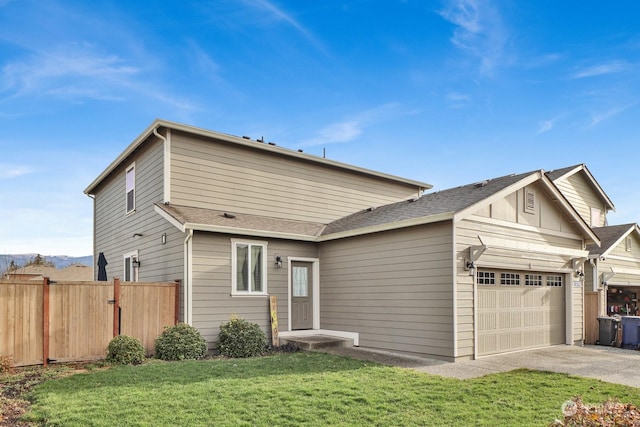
[106,335,145,365]
[155,323,208,361]
[217,317,267,358]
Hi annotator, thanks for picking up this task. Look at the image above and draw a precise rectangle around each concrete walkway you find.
[320,345,640,388]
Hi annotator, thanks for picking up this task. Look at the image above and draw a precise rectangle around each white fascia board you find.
[318,212,454,242]
[555,164,615,211]
[154,205,186,232]
[477,234,589,258]
[599,225,640,258]
[184,223,318,241]
[85,120,164,195]
[86,119,431,195]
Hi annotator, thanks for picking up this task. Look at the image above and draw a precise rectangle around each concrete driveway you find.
[322,345,640,388]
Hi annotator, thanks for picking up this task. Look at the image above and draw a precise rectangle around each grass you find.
[11,352,640,426]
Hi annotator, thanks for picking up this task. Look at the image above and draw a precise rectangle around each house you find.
[546,164,640,343]
[2,264,93,281]
[85,119,603,361]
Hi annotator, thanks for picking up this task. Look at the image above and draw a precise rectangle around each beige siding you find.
[92,138,185,315]
[169,131,421,223]
[555,173,607,227]
[456,184,587,358]
[190,232,317,350]
[571,275,584,343]
[319,223,455,359]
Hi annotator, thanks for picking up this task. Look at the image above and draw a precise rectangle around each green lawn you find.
[21,352,640,426]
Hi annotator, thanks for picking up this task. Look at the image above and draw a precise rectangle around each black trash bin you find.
[597,316,620,346]
[621,316,640,349]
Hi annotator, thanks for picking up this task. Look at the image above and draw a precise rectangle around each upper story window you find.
[231,239,267,296]
[126,163,136,214]
[590,207,601,227]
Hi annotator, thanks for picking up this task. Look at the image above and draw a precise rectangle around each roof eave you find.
[318,212,455,241]
[85,118,432,195]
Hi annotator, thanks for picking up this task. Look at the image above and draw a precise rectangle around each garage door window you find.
[525,274,543,286]
[478,271,495,285]
[501,272,520,286]
[546,275,563,287]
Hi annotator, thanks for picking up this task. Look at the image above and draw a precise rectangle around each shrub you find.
[106,335,145,365]
[155,323,207,361]
[217,317,267,358]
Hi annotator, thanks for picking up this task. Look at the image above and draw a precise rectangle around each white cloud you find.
[537,120,554,135]
[590,103,636,127]
[301,103,410,147]
[1,43,139,99]
[0,164,33,178]
[445,91,471,107]
[572,61,627,79]
[439,0,508,76]
[241,0,326,53]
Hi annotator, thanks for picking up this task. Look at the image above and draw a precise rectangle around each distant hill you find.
[0,254,93,270]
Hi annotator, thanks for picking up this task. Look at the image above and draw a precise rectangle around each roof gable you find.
[589,223,640,256]
[546,163,615,212]
[322,169,600,244]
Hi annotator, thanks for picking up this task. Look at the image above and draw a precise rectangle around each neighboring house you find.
[85,119,604,361]
[587,224,640,317]
[547,164,640,341]
[3,264,93,281]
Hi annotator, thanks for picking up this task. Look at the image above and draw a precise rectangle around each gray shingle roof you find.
[322,170,537,236]
[156,203,326,237]
[588,223,637,255]
[545,164,582,181]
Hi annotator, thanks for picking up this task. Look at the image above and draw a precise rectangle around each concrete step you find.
[280,335,354,351]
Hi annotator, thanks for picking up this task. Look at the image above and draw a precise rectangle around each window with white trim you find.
[126,163,136,214]
[123,251,139,282]
[546,275,563,287]
[500,272,520,286]
[525,274,543,286]
[231,240,267,295]
[477,271,495,285]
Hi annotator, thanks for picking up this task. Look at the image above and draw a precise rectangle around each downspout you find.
[184,229,193,325]
[152,127,171,204]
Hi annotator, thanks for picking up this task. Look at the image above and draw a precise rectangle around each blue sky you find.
[1,0,639,256]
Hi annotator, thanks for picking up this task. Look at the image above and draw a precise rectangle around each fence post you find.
[43,277,50,368]
[174,280,181,325]
[113,278,121,337]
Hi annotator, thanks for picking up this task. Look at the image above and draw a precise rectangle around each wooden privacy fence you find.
[0,278,179,367]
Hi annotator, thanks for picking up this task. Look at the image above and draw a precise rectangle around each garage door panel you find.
[478,270,565,357]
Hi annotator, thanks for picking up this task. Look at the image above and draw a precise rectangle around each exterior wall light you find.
[275,255,283,269]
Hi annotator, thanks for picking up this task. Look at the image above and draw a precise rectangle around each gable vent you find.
[524,188,536,214]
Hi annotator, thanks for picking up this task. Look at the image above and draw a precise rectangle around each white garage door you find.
[477,270,565,356]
